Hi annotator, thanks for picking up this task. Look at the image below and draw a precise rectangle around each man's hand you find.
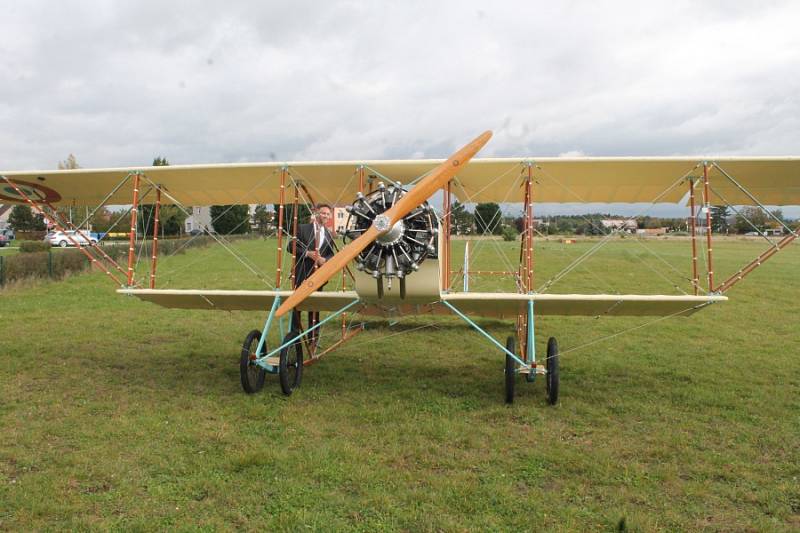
[307,251,326,266]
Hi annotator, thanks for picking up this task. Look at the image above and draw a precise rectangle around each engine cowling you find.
[341,182,438,281]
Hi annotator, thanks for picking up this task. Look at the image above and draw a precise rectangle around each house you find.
[332,206,351,234]
[0,205,11,230]
[185,206,212,234]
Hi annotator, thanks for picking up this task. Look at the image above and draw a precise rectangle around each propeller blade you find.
[275,130,492,317]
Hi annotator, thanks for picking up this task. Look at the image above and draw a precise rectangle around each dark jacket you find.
[288,223,335,288]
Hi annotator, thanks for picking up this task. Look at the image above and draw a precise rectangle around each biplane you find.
[2,131,798,403]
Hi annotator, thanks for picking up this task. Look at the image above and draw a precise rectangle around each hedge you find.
[0,234,256,286]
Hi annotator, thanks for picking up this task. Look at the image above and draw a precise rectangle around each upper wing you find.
[3,157,799,206]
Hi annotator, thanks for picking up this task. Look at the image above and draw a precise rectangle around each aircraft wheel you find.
[240,329,266,394]
[505,336,516,404]
[279,331,304,396]
[546,336,559,405]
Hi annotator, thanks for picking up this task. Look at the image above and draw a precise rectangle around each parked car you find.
[44,230,98,247]
[0,233,7,247]
[0,228,14,241]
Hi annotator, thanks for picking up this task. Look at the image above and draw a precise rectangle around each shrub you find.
[501,226,518,242]
[20,241,51,253]
[0,233,257,287]
[3,251,50,282]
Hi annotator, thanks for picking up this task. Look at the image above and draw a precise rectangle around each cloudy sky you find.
[1,1,799,215]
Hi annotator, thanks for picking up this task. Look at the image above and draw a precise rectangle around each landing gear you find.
[502,332,560,405]
[240,330,266,394]
[504,336,516,404]
[279,331,304,395]
[546,336,559,405]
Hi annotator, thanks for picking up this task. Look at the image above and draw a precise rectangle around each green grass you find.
[1,236,798,531]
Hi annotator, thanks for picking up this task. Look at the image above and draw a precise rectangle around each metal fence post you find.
[48,249,53,278]
[0,255,4,286]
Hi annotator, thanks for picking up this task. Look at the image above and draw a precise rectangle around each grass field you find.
[1,236,798,531]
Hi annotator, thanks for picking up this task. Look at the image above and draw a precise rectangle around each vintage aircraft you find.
[2,131,798,403]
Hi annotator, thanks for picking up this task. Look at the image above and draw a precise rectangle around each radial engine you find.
[341,182,438,297]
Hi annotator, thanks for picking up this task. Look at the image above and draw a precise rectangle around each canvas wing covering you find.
[3,157,799,206]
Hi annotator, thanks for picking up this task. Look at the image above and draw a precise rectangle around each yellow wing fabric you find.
[119,288,726,318]
[2,157,799,206]
[118,289,360,312]
[441,293,728,318]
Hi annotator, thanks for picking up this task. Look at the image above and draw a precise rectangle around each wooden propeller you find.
[275,130,493,317]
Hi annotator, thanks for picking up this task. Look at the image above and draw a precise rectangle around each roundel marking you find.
[0,179,62,203]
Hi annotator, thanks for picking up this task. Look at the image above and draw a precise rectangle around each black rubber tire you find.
[505,336,516,404]
[240,329,266,394]
[59,240,68,248]
[279,331,304,396]
[546,336,559,405]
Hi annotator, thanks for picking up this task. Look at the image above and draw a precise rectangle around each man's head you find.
[314,203,333,227]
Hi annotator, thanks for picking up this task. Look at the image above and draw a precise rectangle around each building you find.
[636,227,669,236]
[332,206,350,234]
[0,205,11,230]
[185,206,212,234]
[600,219,638,232]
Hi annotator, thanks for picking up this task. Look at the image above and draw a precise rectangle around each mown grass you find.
[1,236,798,531]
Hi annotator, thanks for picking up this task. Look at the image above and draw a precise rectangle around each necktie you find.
[317,225,325,251]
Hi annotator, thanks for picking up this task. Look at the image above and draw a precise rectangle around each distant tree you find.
[138,157,186,236]
[87,207,112,232]
[160,206,187,236]
[474,203,502,235]
[58,154,80,170]
[210,205,250,234]
[9,205,46,231]
[734,207,768,234]
[273,204,310,234]
[253,205,273,234]
[554,217,577,234]
[769,209,786,227]
[501,226,518,241]
[55,154,80,224]
[710,205,730,233]
[449,201,474,234]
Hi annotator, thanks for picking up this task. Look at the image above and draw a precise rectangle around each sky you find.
[1,0,798,216]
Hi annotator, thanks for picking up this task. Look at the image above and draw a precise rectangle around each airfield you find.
[1,236,798,530]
